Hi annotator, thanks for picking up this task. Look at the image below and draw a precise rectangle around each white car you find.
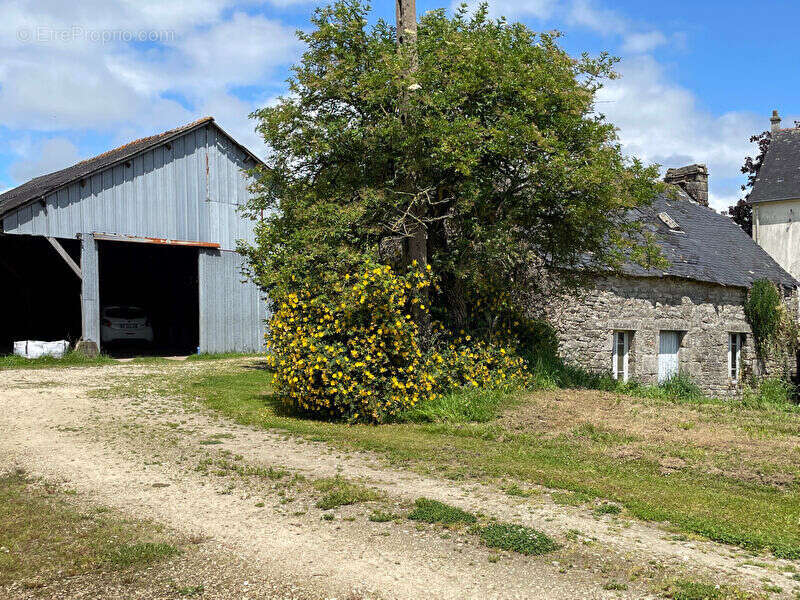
[100,306,154,344]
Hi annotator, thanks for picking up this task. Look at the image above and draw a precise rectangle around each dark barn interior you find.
[0,234,82,354]
[98,240,199,356]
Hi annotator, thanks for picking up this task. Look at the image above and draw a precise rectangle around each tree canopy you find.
[241,1,661,336]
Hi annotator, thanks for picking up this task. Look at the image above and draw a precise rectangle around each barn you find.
[0,117,268,356]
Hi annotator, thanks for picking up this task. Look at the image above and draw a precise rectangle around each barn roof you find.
[0,117,261,219]
[617,190,797,289]
[748,127,800,203]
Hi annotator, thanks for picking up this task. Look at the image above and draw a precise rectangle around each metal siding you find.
[80,234,100,350]
[198,249,267,354]
[1,126,255,251]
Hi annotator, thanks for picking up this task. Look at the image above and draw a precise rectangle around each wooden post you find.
[396,0,430,340]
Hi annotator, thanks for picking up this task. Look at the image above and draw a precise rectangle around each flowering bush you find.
[425,335,531,393]
[266,263,434,423]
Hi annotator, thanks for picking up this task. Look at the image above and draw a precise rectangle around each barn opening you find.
[97,240,199,357]
[0,234,83,354]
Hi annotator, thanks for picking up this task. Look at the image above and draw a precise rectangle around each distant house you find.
[546,165,797,397]
[0,118,268,355]
[750,111,800,280]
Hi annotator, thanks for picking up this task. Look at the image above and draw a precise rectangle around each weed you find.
[479,523,558,555]
[504,483,539,498]
[314,476,381,510]
[602,581,628,591]
[368,510,398,522]
[104,543,180,568]
[407,498,476,525]
[551,491,592,506]
[594,503,622,516]
[661,579,747,600]
[175,584,205,597]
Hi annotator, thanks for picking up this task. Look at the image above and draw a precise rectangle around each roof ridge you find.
[70,116,214,169]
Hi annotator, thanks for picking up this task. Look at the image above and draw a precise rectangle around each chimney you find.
[770,109,782,132]
[664,164,709,206]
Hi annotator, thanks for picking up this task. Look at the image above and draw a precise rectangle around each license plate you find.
[120,323,139,329]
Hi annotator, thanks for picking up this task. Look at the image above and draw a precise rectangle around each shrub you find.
[266,263,434,423]
[744,279,785,358]
[425,337,531,393]
[479,523,558,555]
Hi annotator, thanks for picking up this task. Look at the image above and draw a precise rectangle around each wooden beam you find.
[91,232,221,249]
[46,236,82,279]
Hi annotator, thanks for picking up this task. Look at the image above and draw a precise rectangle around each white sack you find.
[13,340,70,359]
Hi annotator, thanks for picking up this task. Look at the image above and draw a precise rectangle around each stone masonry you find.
[545,274,790,398]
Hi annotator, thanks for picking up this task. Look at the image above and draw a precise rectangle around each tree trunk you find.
[395,0,430,341]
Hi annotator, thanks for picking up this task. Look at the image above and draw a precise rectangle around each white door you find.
[658,331,680,383]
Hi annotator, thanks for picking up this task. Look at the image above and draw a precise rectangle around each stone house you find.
[546,166,797,397]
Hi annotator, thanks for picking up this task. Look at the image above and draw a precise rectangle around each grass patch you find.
[399,388,511,423]
[186,352,261,361]
[313,476,381,510]
[103,362,800,559]
[0,351,115,371]
[503,483,539,498]
[0,470,179,586]
[661,579,752,600]
[407,498,477,525]
[174,584,205,597]
[602,581,629,591]
[104,542,179,567]
[368,510,398,522]
[552,491,593,506]
[479,523,558,555]
[594,502,622,516]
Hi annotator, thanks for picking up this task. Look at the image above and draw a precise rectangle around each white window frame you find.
[612,331,630,381]
[728,333,745,382]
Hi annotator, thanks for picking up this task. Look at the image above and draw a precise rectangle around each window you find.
[612,331,630,381]
[729,333,745,381]
[658,331,681,383]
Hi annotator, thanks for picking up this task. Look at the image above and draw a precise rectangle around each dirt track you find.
[1,361,796,599]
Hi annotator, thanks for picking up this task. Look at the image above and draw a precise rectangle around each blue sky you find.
[1,0,798,210]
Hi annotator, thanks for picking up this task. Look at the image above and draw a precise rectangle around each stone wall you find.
[543,275,794,398]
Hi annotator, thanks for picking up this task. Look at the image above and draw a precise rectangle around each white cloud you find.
[620,31,667,54]
[0,1,301,184]
[9,137,80,182]
[596,55,766,211]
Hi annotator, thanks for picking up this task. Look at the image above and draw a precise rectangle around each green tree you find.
[241,1,661,336]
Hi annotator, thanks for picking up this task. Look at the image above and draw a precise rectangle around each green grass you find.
[399,388,511,423]
[186,352,262,361]
[368,510,399,522]
[313,476,381,510]
[479,523,558,555]
[0,351,115,371]
[594,503,622,516]
[110,363,800,559]
[661,579,752,600]
[407,498,477,525]
[0,470,180,586]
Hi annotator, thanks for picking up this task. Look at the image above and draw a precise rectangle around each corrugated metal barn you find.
[0,117,268,356]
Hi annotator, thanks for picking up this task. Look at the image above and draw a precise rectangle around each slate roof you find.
[617,190,797,289]
[749,127,800,203]
[0,117,261,219]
